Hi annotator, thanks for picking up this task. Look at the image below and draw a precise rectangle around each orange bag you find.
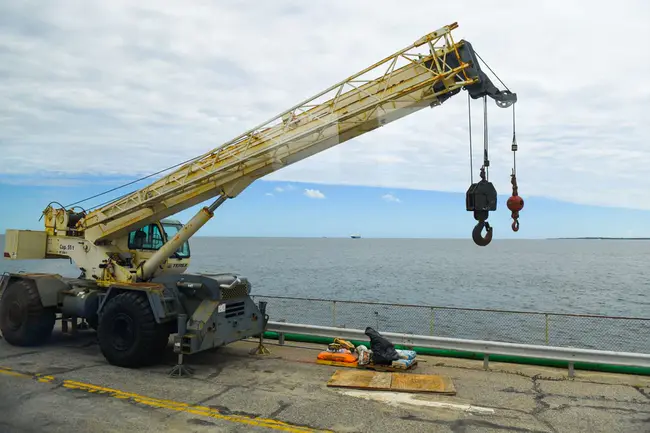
[317,351,358,363]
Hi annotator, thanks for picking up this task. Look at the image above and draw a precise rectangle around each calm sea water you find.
[1,236,648,317]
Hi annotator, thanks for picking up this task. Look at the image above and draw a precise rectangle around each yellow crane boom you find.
[7,22,517,285]
[52,22,515,245]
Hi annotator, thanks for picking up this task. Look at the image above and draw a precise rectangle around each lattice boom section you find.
[81,24,474,236]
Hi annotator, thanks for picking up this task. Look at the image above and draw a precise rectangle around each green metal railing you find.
[251,295,650,354]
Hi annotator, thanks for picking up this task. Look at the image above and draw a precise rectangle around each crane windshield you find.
[161,222,191,259]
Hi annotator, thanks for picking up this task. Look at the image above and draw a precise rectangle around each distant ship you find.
[350,234,361,239]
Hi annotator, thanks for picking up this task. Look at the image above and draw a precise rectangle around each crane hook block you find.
[466,179,497,246]
[466,179,498,222]
[472,220,493,247]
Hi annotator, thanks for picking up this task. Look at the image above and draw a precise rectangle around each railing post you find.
[568,361,575,378]
[278,319,286,345]
[483,354,490,370]
[430,307,435,335]
[332,301,337,327]
[545,314,549,345]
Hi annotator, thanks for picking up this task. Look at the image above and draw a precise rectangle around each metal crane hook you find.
[511,219,520,232]
[472,220,493,247]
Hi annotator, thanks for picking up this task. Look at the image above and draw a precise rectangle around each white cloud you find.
[265,192,274,197]
[0,1,649,210]
[304,188,325,199]
[382,194,401,203]
[272,184,294,193]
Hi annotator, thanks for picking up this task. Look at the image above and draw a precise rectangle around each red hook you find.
[512,219,519,232]
[507,173,524,232]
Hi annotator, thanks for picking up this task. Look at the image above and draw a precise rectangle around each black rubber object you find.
[365,327,400,365]
[0,279,56,346]
[97,291,170,368]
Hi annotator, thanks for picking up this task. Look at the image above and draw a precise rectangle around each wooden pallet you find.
[359,360,418,371]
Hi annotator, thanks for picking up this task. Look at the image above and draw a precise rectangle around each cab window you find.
[128,224,164,250]
[161,223,191,258]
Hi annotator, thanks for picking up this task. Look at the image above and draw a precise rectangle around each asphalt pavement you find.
[1,329,649,433]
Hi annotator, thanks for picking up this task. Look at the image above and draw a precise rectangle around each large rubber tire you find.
[0,279,56,346]
[97,291,170,368]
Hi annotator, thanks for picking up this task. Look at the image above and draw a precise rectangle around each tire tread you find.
[97,291,169,368]
[0,279,56,346]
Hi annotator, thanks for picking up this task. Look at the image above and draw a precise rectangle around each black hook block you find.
[466,179,497,221]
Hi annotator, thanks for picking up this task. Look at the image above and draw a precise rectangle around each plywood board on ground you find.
[391,372,456,394]
[327,370,392,390]
[327,370,456,395]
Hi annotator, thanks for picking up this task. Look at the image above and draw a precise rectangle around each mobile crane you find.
[0,22,519,373]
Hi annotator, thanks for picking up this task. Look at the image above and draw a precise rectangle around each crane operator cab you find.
[126,219,191,276]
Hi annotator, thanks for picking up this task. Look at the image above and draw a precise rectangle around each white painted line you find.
[336,389,496,415]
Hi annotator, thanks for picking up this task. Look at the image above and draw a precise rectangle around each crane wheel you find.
[97,291,170,368]
[0,279,56,346]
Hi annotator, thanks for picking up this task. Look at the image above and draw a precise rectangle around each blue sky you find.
[1,1,649,239]
[1,178,649,239]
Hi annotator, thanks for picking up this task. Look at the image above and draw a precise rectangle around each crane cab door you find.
[127,222,191,275]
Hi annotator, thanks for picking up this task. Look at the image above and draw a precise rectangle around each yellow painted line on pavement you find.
[0,366,31,379]
[0,366,331,432]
